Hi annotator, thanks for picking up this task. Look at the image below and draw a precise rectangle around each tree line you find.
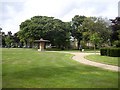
[1,15,120,49]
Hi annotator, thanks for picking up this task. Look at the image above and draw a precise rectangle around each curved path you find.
[70,52,120,72]
[46,51,120,72]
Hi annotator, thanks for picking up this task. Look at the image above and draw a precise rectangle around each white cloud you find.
[0,0,120,34]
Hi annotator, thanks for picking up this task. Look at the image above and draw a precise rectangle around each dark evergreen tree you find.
[110,17,120,47]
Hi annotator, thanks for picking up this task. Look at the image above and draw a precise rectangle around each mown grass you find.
[85,54,119,66]
[2,48,118,88]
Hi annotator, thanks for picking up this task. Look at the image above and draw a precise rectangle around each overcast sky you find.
[0,0,120,34]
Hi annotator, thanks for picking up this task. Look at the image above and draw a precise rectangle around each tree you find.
[5,36,13,48]
[81,17,111,48]
[90,32,100,52]
[18,16,71,49]
[71,15,86,49]
[18,19,33,47]
[4,31,15,48]
[13,33,20,47]
[110,17,120,47]
[1,32,6,47]
[93,17,111,46]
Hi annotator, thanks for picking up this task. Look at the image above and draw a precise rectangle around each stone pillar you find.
[35,38,49,51]
[38,42,45,51]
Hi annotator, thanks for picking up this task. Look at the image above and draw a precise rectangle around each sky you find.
[0,0,120,34]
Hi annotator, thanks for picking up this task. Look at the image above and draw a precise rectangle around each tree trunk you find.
[25,41,27,48]
[77,39,80,50]
[29,42,33,48]
[94,44,96,54]
[88,41,90,49]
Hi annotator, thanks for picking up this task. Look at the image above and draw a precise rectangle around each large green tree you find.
[71,15,86,49]
[18,16,71,49]
[81,17,111,48]
[110,17,120,47]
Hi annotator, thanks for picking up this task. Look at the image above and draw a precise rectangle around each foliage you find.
[110,17,120,47]
[90,32,101,51]
[71,16,111,49]
[82,17,111,48]
[13,33,20,47]
[5,36,12,47]
[2,15,113,49]
[4,32,14,48]
[71,15,86,49]
[100,48,109,56]
[113,40,120,47]
[2,32,6,47]
[18,16,71,49]
[109,48,120,57]
[100,48,120,57]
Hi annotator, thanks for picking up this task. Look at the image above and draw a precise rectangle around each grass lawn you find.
[85,54,119,66]
[2,48,118,88]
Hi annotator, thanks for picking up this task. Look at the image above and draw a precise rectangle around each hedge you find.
[100,48,108,56]
[100,48,120,57]
[109,48,120,57]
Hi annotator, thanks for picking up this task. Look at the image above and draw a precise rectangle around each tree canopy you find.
[2,15,118,49]
[71,15,86,49]
[71,15,111,49]
[110,17,120,47]
[18,16,71,49]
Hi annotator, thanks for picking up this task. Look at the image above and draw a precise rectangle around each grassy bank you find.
[85,54,119,66]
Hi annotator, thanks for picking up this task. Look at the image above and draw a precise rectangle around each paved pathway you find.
[70,52,120,72]
[46,51,120,72]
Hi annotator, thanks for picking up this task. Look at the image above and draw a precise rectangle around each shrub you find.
[109,48,120,57]
[100,48,108,56]
[100,48,120,57]
[107,48,110,56]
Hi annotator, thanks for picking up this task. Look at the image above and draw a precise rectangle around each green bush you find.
[100,48,108,56]
[109,48,120,57]
[107,48,110,56]
[100,48,120,57]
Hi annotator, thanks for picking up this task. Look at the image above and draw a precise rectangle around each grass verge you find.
[85,54,119,66]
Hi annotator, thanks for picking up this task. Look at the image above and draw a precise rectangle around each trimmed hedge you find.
[109,48,120,57]
[100,48,120,57]
[100,48,108,56]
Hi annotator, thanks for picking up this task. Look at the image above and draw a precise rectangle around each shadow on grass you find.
[3,65,105,79]
[2,65,118,88]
